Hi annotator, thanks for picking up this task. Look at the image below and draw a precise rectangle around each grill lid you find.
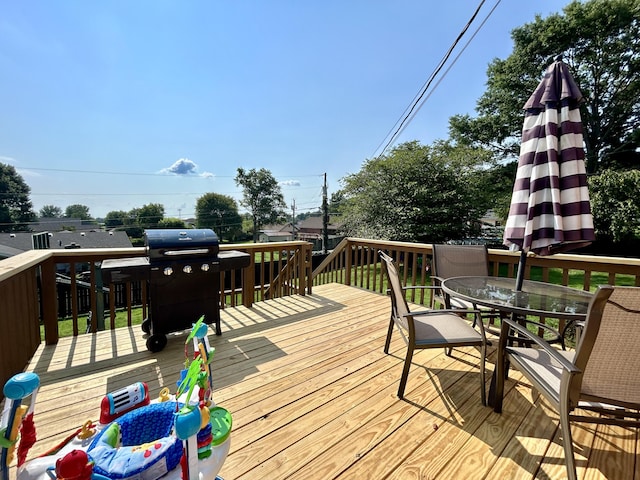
[145,229,219,260]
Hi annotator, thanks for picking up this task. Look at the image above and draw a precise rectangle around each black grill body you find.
[102,228,250,352]
[146,229,220,343]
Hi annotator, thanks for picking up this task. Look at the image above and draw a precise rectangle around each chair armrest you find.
[405,308,481,316]
[515,317,563,339]
[562,318,585,342]
[500,318,580,373]
[386,285,438,296]
[403,285,440,291]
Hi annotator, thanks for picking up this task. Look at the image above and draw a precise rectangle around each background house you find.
[258,224,296,243]
[0,229,135,321]
[0,230,133,260]
[259,215,344,251]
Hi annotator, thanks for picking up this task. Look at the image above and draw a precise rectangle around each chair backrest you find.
[431,244,489,279]
[379,251,411,333]
[572,285,640,409]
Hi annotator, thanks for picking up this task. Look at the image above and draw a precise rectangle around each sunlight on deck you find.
[7,283,638,480]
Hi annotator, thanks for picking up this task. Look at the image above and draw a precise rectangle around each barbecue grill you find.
[102,229,250,352]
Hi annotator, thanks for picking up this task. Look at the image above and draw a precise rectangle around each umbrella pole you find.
[515,250,526,291]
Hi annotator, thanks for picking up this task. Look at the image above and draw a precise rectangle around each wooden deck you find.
[7,283,638,479]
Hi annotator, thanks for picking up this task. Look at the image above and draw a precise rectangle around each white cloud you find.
[280,179,301,187]
[160,158,214,178]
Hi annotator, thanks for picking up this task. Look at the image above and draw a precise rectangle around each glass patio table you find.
[441,276,592,321]
[441,276,593,407]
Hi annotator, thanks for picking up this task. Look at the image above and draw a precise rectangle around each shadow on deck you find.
[10,283,638,479]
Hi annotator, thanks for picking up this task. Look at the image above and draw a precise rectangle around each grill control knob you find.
[183,265,193,274]
[163,267,173,276]
[201,263,210,272]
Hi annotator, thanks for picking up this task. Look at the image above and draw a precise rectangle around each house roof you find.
[261,216,342,234]
[0,230,133,256]
[0,244,23,259]
[261,223,298,233]
[259,231,294,238]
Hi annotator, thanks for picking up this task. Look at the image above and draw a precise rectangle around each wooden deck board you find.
[5,283,636,480]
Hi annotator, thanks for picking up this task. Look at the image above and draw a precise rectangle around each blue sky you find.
[1,0,565,220]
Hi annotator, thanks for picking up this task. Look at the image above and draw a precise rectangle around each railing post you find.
[243,251,255,308]
[40,258,59,345]
[306,244,313,295]
[94,261,105,330]
[345,241,352,286]
[297,244,307,296]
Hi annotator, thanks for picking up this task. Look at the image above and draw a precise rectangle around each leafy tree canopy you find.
[195,192,242,242]
[104,204,165,237]
[235,167,287,242]
[158,217,186,229]
[39,204,63,218]
[588,169,640,244]
[328,190,347,216]
[0,162,36,232]
[104,210,128,229]
[449,0,640,174]
[338,141,491,243]
[136,203,165,228]
[65,204,92,220]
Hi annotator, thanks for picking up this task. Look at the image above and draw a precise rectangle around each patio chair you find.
[493,285,640,480]
[379,250,487,404]
[431,244,502,334]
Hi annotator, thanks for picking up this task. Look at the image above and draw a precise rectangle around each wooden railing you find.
[3,236,640,401]
[0,241,313,396]
[312,238,640,304]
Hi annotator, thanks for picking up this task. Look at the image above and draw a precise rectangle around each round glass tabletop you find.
[441,276,592,319]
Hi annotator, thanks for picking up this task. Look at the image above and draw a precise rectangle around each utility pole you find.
[322,173,329,254]
[291,199,296,240]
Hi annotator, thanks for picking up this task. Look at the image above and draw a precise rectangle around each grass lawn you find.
[42,308,145,339]
[45,265,634,341]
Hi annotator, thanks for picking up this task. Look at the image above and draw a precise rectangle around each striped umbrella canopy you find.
[503,59,595,289]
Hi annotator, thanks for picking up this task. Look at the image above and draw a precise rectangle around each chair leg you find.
[479,343,486,406]
[559,403,578,480]
[384,317,394,354]
[398,346,414,399]
[493,346,506,413]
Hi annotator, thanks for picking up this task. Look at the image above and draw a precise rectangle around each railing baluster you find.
[3,238,640,404]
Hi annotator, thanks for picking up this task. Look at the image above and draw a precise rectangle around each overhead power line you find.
[16,166,325,178]
[372,0,501,158]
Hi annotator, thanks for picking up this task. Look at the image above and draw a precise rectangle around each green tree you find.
[476,161,518,222]
[588,169,640,244]
[136,203,165,228]
[158,217,187,229]
[0,163,36,232]
[65,204,92,220]
[339,141,489,243]
[449,0,640,174]
[104,210,128,229]
[195,193,242,242]
[39,205,63,218]
[235,168,287,242]
[117,207,144,238]
[240,213,253,240]
[329,190,347,216]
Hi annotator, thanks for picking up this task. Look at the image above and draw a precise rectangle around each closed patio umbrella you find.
[503,57,595,290]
